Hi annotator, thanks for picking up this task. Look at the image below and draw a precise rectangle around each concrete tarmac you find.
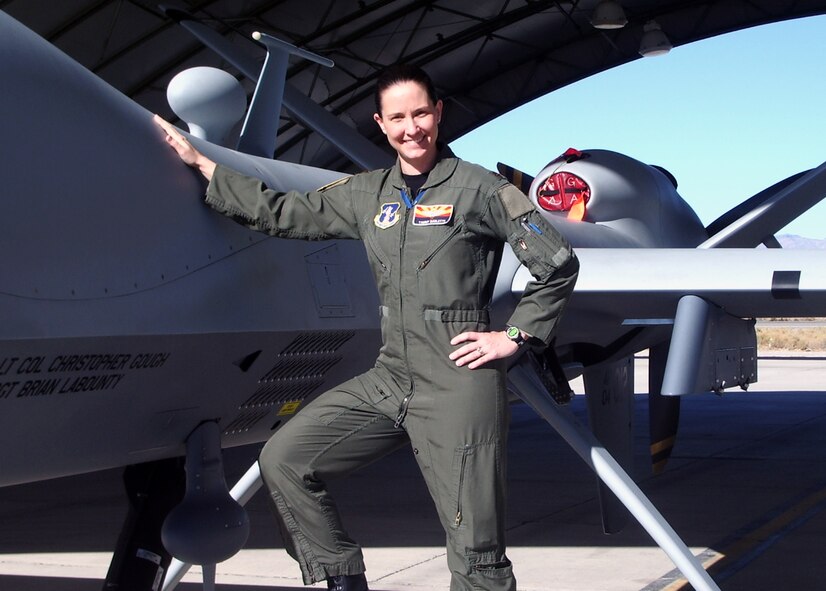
[1,354,825,590]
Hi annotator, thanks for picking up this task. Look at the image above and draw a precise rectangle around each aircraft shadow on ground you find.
[3,392,826,564]
[0,574,367,591]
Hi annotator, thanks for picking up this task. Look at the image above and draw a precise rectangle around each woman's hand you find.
[449,330,519,369]
[153,114,217,181]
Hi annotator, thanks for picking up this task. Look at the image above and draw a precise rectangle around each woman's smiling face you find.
[374,80,443,175]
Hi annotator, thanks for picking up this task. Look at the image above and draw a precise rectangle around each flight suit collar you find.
[386,143,459,195]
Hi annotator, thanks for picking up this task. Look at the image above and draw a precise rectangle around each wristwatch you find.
[505,325,527,347]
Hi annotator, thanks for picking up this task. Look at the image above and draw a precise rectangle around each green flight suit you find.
[204,145,578,590]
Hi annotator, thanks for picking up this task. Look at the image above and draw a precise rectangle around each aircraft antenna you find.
[237,32,333,158]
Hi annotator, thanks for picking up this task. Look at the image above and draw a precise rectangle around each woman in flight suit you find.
[155,64,578,591]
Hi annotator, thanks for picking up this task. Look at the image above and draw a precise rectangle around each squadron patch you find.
[374,202,401,229]
[412,204,454,226]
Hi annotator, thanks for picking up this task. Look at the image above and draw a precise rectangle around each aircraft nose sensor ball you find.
[166,66,247,145]
[161,421,250,566]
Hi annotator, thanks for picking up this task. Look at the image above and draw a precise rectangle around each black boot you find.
[327,573,369,591]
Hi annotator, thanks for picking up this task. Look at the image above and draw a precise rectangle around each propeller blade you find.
[497,162,534,195]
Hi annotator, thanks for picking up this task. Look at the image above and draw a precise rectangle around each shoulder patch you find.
[316,175,352,192]
[497,184,536,220]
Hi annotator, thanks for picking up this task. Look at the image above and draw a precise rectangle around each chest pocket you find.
[362,222,394,295]
[416,215,468,271]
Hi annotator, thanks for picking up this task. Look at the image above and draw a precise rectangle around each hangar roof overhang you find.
[5,0,826,171]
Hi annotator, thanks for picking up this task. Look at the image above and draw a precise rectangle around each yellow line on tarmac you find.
[653,484,826,591]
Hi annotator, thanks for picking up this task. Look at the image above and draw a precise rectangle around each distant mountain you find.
[776,235,826,249]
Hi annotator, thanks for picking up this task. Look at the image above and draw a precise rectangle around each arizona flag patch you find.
[412,204,454,226]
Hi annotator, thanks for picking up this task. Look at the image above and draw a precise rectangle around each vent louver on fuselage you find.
[222,330,354,435]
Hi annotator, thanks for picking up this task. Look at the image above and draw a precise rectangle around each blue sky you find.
[452,15,826,239]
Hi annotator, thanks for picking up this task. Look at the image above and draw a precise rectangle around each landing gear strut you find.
[104,458,184,591]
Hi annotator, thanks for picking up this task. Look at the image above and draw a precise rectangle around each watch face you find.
[506,326,520,339]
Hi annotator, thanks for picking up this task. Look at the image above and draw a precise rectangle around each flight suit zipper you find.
[364,231,389,273]
[455,446,469,526]
[395,188,417,428]
[394,390,413,428]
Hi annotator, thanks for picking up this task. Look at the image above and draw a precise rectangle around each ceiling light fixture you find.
[639,20,672,57]
[590,0,627,29]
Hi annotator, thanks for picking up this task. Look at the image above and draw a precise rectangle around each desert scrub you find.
[757,320,826,351]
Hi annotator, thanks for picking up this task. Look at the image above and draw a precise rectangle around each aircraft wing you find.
[547,248,826,322]
[509,246,826,392]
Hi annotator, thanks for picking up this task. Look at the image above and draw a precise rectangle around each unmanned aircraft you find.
[2,7,826,591]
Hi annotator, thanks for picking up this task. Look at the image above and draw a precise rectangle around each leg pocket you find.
[468,553,515,591]
[451,441,504,548]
